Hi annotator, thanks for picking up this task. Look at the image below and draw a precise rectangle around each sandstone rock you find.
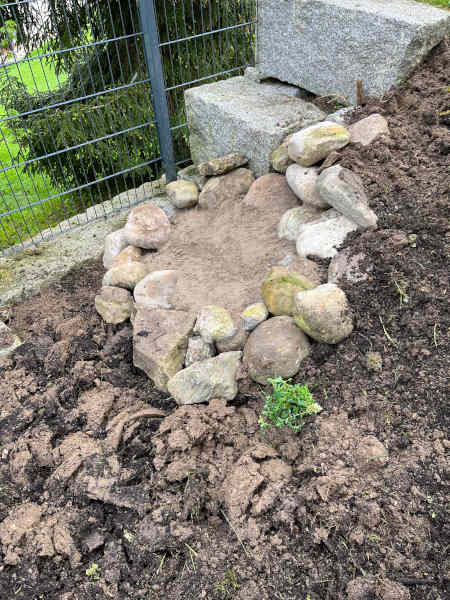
[194,305,237,344]
[349,114,389,147]
[241,303,269,332]
[177,164,207,190]
[277,205,324,241]
[103,228,128,269]
[166,180,199,209]
[270,135,293,173]
[124,203,171,249]
[198,168,255,210]
[285,164,329,208]
[102,261,149,290]
[328,248,372,284]
[198,152,248,176]
[288,122,351,167]
[134,270,178,310]
[316,165,377,229]
[296,210,359,259]
[94,286,133,324]
[244,316,310,384]
[133,309,196,392]
[184,336,215,368]
[261,266,316,316]
[111,245,143,268]
[216,326,248,353]
[0,321,22,359]
[167,351,242,405]
[294,283,353,344]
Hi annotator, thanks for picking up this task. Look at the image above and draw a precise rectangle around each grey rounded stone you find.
[349,114,389,147]
[285,164,329,209]
[244,316,310,384]
[95,286,133,324]
[278,205,324,241]
[316,165,377,230]
[296,210,359,259]
[294,283,353,344]
[167,351,242,405]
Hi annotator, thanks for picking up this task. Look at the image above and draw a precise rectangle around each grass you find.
[416,0,449,8]
[0,48,68,250]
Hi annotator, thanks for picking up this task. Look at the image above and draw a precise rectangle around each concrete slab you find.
[185,76,326,176]
[257,0,450,104]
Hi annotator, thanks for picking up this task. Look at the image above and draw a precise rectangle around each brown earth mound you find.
[0,41,448,600]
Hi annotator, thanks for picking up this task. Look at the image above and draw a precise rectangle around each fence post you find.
[137,0,177,183]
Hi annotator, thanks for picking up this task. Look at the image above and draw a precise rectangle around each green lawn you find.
[0,49,68,249]
[420,0,449,8]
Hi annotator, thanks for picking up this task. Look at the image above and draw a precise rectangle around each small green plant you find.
[258,377,322,433]
[216,569,239,594]
[85,563,100,580]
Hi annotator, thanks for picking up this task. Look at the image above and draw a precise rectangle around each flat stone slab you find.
[257,0,450,104]
[185,76,326,177]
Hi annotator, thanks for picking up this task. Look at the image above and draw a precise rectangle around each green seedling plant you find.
[259,377,322,433]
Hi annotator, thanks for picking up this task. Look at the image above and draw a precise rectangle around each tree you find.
[0,1,255,208]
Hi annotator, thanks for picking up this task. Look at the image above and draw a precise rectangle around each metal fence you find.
[0,0,256,255]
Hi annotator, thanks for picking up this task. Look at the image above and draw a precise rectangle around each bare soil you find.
[0,42,448,600]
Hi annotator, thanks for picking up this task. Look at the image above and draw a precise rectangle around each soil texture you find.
[0,42,448,600]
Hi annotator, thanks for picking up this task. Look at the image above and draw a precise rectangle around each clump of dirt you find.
[0,42,448,600]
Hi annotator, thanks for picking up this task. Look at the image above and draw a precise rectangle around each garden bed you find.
[0,41,448,600]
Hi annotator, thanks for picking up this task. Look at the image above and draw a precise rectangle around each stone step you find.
[257,0,450,105]
[185,76,326,177]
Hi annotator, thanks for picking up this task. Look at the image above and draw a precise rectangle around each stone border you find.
[95,113,387,405]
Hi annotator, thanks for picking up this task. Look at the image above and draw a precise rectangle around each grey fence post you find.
[137,0,177,183]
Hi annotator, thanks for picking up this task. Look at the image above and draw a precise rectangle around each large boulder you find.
[294,283,353,344]
[124,203,171,249]
[194,306,237,344]
[285,164,329,208]
[198,152,248,176]
[244,316,310,384]
[278,205,324,241]
[198,168,255,210]
[261,266,316,316]
[288,122,351,167]
[95,286,133,324]
[167,351,242,405]
[316,165,377,230]
[257,0,450,104]
[296,210,359,259]
[102,261,149,290]
[185,75,325,176]
[133,309,196,392]
[134,270,179,311]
